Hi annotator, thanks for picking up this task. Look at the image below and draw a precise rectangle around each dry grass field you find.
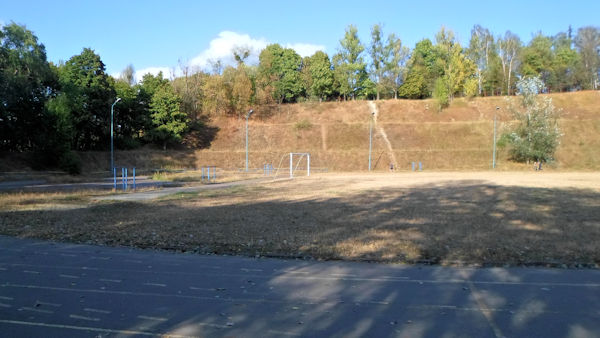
[1,172,599,268]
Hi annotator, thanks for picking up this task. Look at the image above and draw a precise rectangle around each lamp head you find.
[496,106,500,110]
[116,97,121,103]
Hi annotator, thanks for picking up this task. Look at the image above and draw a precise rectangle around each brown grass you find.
[1,172,599,268]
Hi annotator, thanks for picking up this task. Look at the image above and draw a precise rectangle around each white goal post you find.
[289,153,310,178]
[273,152,311,178]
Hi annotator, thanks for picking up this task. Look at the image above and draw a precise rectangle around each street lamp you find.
[245,109,254,172]
[368,112,375,171]
[492,106,499,169]
[110,97,121,171]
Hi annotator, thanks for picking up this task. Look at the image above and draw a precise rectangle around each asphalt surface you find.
[0,235,599,338]
[0,177,175,192]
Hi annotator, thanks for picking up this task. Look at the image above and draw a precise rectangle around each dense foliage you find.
[500,77,562,163]
[1,21,599,172]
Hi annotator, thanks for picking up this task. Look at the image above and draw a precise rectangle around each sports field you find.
[1,172,599,267]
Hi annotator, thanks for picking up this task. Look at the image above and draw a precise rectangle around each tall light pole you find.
[368,112,375,171]
[110,97,121,171]
[492,106,499,169]
[245,109,253,172]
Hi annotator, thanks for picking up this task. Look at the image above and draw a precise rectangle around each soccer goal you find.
[274,152,311,178]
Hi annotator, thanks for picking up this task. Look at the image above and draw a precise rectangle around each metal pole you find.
[493,107,499,169]
[307,154,310,177]
[110,98,121,171]
[369,113,373,171]
[289,153,293,178]
[245,109,253,172]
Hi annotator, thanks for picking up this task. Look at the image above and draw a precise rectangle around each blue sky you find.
[2,0,599,80]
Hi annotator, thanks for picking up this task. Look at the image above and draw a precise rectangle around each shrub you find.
[432,77,449,111]
[293,119,313,131]
[59,151,82,175]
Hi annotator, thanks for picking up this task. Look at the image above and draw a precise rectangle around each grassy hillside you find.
[2,91,599,173]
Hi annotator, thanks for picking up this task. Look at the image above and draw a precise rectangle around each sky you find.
[2,0,599,81]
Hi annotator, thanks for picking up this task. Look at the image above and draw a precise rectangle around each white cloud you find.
[190,31,269,70]
[110,67,174,83]
[284,43,325,57]
[132,31,327,79]
[135,67,174,82]
[189,31,326,72]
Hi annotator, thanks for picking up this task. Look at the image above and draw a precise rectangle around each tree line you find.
[1,22,599,172]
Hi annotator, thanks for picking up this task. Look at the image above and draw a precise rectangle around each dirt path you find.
[368,101,398,169]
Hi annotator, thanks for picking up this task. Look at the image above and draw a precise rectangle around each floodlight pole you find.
[368,113,372,171]
[493,106,499,169]
[245,109,253,172]
[110,97,121,171]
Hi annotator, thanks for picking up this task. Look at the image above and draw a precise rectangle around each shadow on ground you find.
[1,180,599,266]
[1,180,600,337]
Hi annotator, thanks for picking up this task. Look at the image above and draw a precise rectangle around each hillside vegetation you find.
[2,91,598,173]
[62,91,600,172]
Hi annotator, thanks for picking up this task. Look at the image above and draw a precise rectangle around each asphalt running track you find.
[0,236,598,337]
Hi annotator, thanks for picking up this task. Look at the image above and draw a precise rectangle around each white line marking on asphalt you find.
[84,308,111,314]
[0,267,7,271]
[189,286,212,291]
[60,254,77,257]
[0,303,11,308]
[23,270,40,274]
[125,260,143,264]
[20,306,53,314]
[69,314,100,322]
[6,263,600,287]
[467,280,505,338]
[0,319,199,337]
[381,276,409,279]
[60,274,80,279]
[99,278,122,283]
[330,273,358,277]
[241,268,263,272]
[267,329,301,336]
[90,256,111,260]
[35,301,61,307]
[137,315,168,321]
[143,283,167,287]
[0,296,13,300]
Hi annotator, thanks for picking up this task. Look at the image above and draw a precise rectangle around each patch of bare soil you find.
[1,172,599,267]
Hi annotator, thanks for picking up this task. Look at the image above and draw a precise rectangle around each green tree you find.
[432,77,449,111]
[257,44,304,103]
[500,76,561,163]
[399,39,436,99]
[0,23,58,152]
[520,33,553,83]
[434,27,476,102]
[383,33,409,99]
[55,48,116,150]
[550,32,580,92]
[574,26,600,90]
[468,25,494,95]
[497,31,521,95]
[369,24,386,100]
[333,25,368,100]
[303,51,334,101]
[113,80,149,148]
[148,83,189,150]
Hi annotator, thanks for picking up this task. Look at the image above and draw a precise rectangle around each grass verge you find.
[1,173,599,268]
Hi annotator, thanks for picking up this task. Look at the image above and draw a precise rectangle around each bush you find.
[433,77,449,111]
[293,119,313,131]
[59,151,82,175]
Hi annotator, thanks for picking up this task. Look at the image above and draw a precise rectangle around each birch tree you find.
[497,31,521,95]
